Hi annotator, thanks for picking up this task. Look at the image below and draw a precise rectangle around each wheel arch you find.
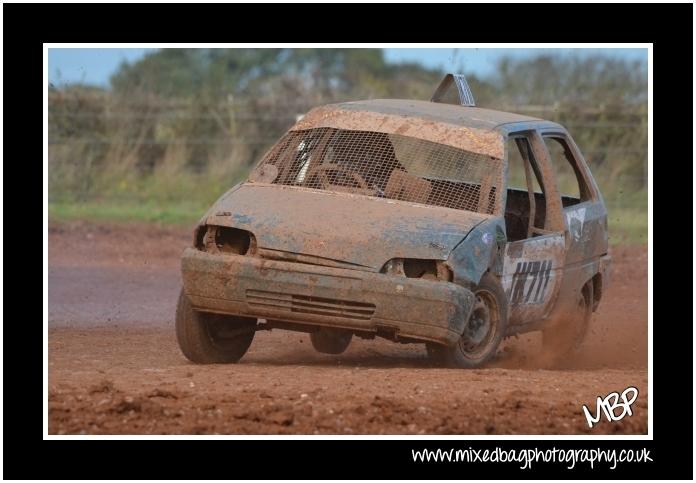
[590,272,602,311]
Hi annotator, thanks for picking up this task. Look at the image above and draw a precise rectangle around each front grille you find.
[246,290,375,320]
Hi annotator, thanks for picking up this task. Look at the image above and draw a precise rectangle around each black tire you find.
[542,283,592,361]
[175,289,256,364]
[310,328,353,355]
[427,272,508,368]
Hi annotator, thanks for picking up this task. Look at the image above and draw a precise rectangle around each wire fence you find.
[47,110,648,155]
[48,94,648,209]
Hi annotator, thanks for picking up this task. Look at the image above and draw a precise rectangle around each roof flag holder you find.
[431,73,476,107]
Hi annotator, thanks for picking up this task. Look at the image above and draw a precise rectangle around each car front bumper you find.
[180,248,474,346]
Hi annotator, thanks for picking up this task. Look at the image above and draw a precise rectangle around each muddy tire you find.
[176,289,256,364]
[310,328,353,355]
[427,273,508,368]
[542,283,592,361]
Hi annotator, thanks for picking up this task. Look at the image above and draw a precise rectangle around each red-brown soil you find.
[48,221,648,435]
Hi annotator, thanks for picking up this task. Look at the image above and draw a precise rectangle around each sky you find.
[48,47,648,88]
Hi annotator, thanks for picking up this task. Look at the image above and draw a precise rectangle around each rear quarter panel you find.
[549,199,609,321]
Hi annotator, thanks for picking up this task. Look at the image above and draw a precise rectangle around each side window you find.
[507,137,543,193]
[542,136,591,205]
[505,136,548,242]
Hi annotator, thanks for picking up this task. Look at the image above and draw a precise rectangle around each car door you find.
[539,130,608,265]
[501,130,568,325]
[539,129,609,313]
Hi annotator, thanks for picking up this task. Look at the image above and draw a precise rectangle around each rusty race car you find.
[176,74,611,368]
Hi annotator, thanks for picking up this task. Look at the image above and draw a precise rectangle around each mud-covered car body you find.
[179,87,610,365]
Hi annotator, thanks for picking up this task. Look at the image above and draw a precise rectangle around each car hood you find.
[206,183,490,271]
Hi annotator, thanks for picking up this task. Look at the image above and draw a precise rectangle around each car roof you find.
[332,98,556,132]
[292,99,566,159]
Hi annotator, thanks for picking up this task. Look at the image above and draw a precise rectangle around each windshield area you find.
[254,127,503,214]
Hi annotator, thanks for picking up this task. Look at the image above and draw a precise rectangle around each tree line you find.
[48,48,647,203]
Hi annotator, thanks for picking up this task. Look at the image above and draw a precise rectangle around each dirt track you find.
[48,221,648,435]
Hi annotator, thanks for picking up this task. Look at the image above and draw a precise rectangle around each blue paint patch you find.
[232,213,253,225]
[447,218,505,285]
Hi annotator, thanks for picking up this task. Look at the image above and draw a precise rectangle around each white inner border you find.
[42,43,653,441]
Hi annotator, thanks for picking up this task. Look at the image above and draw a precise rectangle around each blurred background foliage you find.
[48,48,647,243]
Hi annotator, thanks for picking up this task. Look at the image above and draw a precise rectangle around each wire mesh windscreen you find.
[255,128,502,214]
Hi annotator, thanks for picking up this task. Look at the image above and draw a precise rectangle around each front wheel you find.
[175,289,257,364]
[310,328,353,354]
[427,273,508,368]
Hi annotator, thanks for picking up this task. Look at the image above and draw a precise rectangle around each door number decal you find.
[510,260,552,305]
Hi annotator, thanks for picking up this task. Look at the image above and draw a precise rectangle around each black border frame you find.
[4,2,692,479]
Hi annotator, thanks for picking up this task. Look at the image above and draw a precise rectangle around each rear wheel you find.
[427,273,508,368]
[310,328,353,354]
[542,283,592,361]
[175,289,256,363]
